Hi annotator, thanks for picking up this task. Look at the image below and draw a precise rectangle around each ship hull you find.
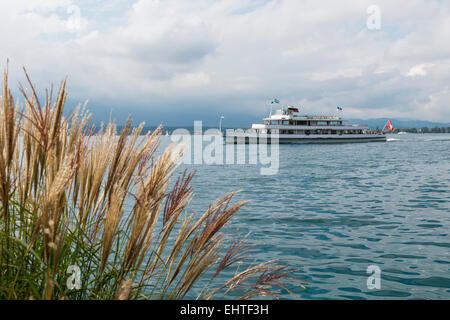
[225,134,386,144]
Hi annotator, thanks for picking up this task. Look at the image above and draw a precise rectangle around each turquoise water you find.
[163,134,450,299]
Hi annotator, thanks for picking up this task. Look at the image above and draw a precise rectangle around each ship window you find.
[270,120,278,125]
[282,120,289,125]
[317,121,327,126]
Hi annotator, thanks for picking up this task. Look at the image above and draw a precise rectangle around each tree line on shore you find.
[387,126,450,133]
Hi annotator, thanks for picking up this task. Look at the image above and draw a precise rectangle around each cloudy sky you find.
[1,0,449,125]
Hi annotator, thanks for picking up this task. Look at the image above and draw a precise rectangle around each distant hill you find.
[347,118,450,129]
[114,119,450,134]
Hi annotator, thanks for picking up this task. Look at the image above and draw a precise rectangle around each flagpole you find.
[219,115,224,134]
[381,120,389,134]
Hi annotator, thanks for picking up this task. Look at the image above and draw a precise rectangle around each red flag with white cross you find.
[385,120,394,132]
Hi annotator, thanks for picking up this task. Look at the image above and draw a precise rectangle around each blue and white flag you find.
[271,98,280,104]
[336,106,343,111]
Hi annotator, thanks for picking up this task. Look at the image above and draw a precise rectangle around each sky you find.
[0,0,449,126]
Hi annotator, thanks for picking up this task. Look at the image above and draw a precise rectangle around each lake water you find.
[161,133,450,300]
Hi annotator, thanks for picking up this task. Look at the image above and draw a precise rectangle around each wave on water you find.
[424,138,450,142]
[182,135,450,300]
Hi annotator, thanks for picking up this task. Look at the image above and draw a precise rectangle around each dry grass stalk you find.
[0,64,303,300]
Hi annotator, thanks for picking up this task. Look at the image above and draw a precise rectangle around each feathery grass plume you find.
[0,63,304,300]
[116,279,134,300]
[211,233,253,281]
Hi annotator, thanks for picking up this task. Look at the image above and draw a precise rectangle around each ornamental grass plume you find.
[0,64,303,300]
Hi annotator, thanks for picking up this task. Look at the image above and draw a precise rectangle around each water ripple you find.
[168,134,450,299]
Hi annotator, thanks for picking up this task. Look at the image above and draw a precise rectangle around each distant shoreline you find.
[109,125,450,135]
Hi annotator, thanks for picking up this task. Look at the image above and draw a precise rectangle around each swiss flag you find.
[386,120,394,132]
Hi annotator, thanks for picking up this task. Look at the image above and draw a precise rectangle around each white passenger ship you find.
[226,106,386,144]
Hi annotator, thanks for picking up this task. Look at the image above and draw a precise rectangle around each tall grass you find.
[0,65,303,300]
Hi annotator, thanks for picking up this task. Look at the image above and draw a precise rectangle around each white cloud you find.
[171,72,211,88]
[407,64,435,77]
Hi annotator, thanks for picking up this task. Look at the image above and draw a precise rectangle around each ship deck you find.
[225,133,387,144]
